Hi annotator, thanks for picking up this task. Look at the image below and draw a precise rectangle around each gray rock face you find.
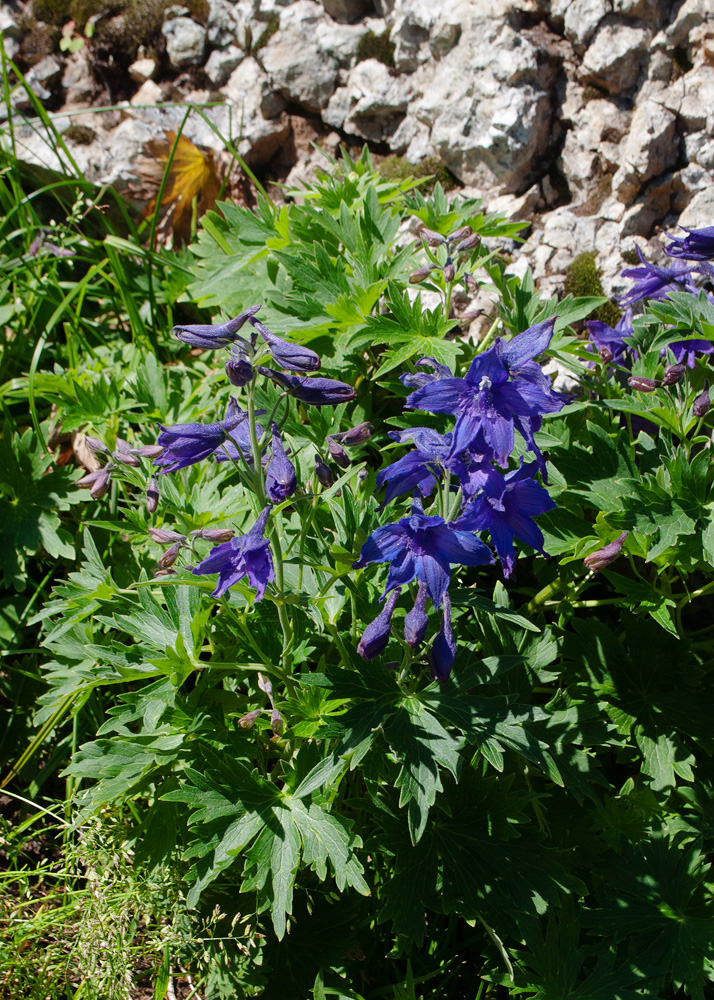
[611,101,679,203]
[320,0,372,23]
[25,56,63,102]
[162,17,207,69]
[581,22,649,92]
[205,45,244,86]
[260,1,341,111]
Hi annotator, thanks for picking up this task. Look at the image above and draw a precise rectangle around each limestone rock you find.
[205,45,244,86]
[260,1,341,111]
[324,59,412,141]
[320,0,372,24]
[207,0,253,48]
[25,56,63,102]
[129,58,157,83]
[581,23,648,93]
[162,17,207,69]
[221,57,289,161]
[611,101,678,203]
[559,96,630,203]
[563,0,610,49]
[131,79,164,106]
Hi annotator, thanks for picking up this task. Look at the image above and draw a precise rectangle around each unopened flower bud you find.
[419,227,446,247]
[583,531,628,573]
[78,465,113,500]
[149,527,186,545]
[598,346,613,364]
[357,589,400,660]
[409,266,434,284]
[464,272,478,294]
[430,592,456,682]
[190,527,236,543]
[327,436,350,469]
[314,454,334,488]
[146,476,159,513]
[447,225,473,243]
[459,311,480,324]
[404,582,428,648]
[270,708,285,738]
[238,709,262,730]
[455,232,480,253]
[112,450,141,467]
[85,436,109,454]
[225,354,255,387]
[132,445,165,459]
[628,376,661,393]
[443,258,455,283]
[258,673,273,698]
[662,364,686,386]
[153,568,177,578]
[331,422,373,447]
[158,541,183,569]
[693,381,710,417]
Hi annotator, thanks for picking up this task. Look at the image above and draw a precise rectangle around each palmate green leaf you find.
[0,427,81,587]
[385,699,462,843]
[591,833,714,1000]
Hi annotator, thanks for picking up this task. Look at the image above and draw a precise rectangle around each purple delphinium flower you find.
[257,368,356,406]
[376,427,491,506]
[664,225,714,261]
[193,507,274,600]
[400,357,454,390]
[353,496,493,608]
[357,589,401,660]
[585,308,634,368]
[406,319,563,468]
[154,399,246,473]
[618,246,698,307]
[665,338,714,369]
[430,592,456,682]
[454,462,555,578]
[265,424,297,503]
[249,317,321,373]
[225,349,255,387]
[172,306,261,349]
[214,409,267,465]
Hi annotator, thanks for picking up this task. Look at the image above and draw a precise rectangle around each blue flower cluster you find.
[148,308,361,600]
[353,319,563,680]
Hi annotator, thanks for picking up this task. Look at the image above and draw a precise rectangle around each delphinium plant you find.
[30,150,714,999]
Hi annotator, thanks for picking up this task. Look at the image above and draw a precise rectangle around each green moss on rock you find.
[378,155,458,194]
[355,30,395,68]
[565,251,621,326]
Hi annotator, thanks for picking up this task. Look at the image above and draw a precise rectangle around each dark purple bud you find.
[146,476,160,513]
[149,527,187,545]
[599,346,613,364]
[258,673,273,698]
[430,592,456,682]
[132,445,165,459]
[693,381,710,417]
[583,531,628,573]
[327,437,350,469]
[112,450,141,467]
[257,368,356,406]
[172,306,261,349]
[330,422,373,447]
[191,527,236,543]
[314,454,334,488]
[357,589,400,660]
[153,568,177,578]
[250,317,321,373]
[420,227,446,246]
[85,436,109,454]
[404,582,429,648]
[77,465,113,499]
[265,423,297,503]
[270,708,285,738]
[158,541,183,569]
[447,225,473,242]
[628,376,661,393]
[225,354,255,387]
[464,272,478,294]
[239,709,262,730]
[455,232,480,252]
[409,266,434,284]
[443,258,455,283]
[662,364,686,386]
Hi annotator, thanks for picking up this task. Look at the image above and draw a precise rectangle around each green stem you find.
[326,621,353,667]
[247,382,267,506]
[475,316,500,353]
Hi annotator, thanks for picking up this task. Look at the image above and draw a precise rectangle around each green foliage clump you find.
[355,28,395,67]
[565,250,621,325]
[62,124,97,145]
[378,154,459,194]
